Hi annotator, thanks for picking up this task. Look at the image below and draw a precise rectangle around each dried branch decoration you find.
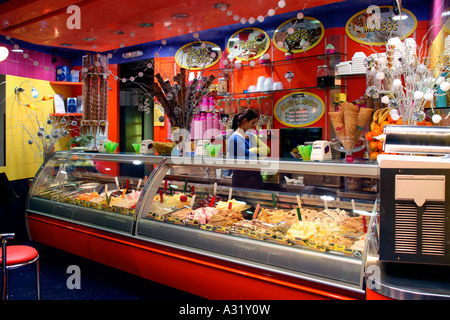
[151,68,216,132]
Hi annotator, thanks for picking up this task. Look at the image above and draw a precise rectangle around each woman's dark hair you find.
[231,108,259,131]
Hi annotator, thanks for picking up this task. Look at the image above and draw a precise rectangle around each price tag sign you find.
[175,41,222,70]
[274,91,324,127]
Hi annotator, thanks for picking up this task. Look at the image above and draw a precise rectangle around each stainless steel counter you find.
[365,217,450,300]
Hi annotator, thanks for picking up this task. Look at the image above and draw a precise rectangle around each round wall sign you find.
[227,28,270,61]
[345,5,417,46]
[274,91,324,127]
[175,41,222,70]
[273,17,324,53]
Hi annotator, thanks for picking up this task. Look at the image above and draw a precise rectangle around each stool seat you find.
[0,245,39,266]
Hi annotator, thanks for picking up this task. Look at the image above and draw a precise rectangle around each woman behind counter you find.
[227,108,270,189]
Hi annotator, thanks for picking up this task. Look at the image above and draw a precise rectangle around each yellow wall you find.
[1,75,72,181]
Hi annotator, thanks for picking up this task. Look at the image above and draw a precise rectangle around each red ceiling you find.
[0,0,343,52]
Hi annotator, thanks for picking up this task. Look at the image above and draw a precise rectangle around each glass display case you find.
[27,151,380,293]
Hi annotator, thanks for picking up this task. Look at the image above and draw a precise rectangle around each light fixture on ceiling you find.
[122,50,143,59]
[60,43,74,47]
[0,46,9,62]
[212,3,230,10]
[82,37,96,42]
[139,23,153,27]
[111,30,125,34]
[173,13,189,19]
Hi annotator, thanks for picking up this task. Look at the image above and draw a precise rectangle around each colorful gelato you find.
[186,207,217,224]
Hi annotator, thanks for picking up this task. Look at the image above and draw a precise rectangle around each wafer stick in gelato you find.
[190,194,196,208]
[296,195,302,209]
[252,203,260,219]
[261,208,269,223]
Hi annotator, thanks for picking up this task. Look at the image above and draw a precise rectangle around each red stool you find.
[1,233,40,300]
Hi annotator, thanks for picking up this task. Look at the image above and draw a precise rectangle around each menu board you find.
[227,28,270,61]
[175,41,222,70]
[273,17,324,53]
[345,5,417,45]
[274,92,324,127]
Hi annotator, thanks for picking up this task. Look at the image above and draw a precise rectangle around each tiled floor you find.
[5,242,204,300]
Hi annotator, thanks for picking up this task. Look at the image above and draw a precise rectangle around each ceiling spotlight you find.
[122,50,143,59]
[173,13,189,19]
[82,37,96,41]
[60,43,74,47]
[212,3,230,10]
[111,30,125,34]
[139,23,153,27]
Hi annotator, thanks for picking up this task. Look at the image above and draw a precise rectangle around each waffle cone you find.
[357,107,373,128]
[339,102,351,114]
[329,111,344,129]
[329,111,346,140]
[344,104,359,138]
[355,107,373,140]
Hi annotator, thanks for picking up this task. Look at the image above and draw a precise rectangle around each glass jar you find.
[217,77,228,95]
[317,65,332,87]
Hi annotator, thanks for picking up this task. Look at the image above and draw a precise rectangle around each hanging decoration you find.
[81,53,109,140]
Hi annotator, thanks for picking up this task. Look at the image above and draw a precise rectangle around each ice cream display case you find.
[26,151,380,299]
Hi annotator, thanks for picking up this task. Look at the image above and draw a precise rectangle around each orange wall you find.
[150,20,430,143]
[153,57,174,142]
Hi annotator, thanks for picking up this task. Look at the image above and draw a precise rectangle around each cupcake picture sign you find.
[273,17,324,53]
[175,41,222,70]
[274,91,324,127]
[227,28,270,61]
[345,6,417,46]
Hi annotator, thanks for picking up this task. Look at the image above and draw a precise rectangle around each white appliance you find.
[99,140,109,153]
[379,126,450,265]
[195,140,209,156]
[310,140,332,161]
[139,140,155,154]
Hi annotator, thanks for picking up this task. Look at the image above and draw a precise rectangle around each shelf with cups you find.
[210,53,347,73]
[211,52,347,100]
[215,84,347,99]
[335,73,366,77]
[205,52,348,144]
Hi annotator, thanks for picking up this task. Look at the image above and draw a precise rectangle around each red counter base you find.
[366,287,392,300]
[27,213,364,300]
